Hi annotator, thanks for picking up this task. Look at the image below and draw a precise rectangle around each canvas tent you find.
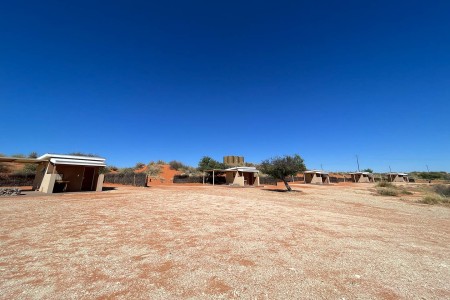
[304,170,330,184]
[204,166,260,187]
[350,172,375,183]
[385,172,409,183]
[0,154,106,193]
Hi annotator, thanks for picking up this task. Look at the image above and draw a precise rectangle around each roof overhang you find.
[0,157,46,164]
[49,158,106,167]
[304,170,329,175]
[204,167,259,173]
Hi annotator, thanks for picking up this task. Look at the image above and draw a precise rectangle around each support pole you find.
[213,170,215,186]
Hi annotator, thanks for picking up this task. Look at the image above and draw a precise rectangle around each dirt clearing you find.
[0,184,449,299]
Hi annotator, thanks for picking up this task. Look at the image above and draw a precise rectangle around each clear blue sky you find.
[1,0,449,172]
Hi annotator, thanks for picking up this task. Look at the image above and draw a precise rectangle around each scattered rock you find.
[0,188,21,196]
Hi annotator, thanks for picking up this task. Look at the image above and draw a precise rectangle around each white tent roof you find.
[38,154,106,167]
[225,167,259,173]
[304,170,329,175]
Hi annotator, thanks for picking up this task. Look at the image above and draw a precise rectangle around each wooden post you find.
[213,170,215,186]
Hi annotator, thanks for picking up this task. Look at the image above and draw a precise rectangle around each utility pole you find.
[355,155,360,172]
[321,164,323,171]
[426,165,430,172]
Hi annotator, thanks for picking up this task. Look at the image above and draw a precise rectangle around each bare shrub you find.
[419,194,449,205]
[377,187,399,196]
[376,181,394,188]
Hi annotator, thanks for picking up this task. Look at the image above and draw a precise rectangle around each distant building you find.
[223,156,244,166]
[385,172,409,183]
[304,170,330,184]
[350,172,375,183]
[204,166,260,187]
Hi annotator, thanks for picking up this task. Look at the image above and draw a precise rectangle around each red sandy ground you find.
[0,183,449,299]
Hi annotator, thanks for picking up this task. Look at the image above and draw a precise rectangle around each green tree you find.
[197,156,227,171]
[169,160,187,170]
[362,168,373,173]
[259,154,306,191]
[28,152,38,158]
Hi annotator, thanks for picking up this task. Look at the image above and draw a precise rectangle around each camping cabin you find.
[386,172,409,183]
[204,167,260,187]
[32,154,106,193]
[350,172,375,183]
[304,170,330,184]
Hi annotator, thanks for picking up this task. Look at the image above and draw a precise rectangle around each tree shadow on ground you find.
[263,189,303,193]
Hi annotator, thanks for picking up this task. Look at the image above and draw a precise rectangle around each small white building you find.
[304,170,330,184]
[350,172,375,183]
[204,167,260,187]
[385,172,409,183]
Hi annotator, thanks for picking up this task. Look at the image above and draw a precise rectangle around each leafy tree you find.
[15,163,37,175]
[169,160,187,170]
[28,152,38,158]
[68,152,98,157]
[259,154,306,191]
[362,168,373,173]
[197,156,227,171]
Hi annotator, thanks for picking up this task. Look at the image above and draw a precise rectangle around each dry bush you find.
[376,181,394,188]
[433,184,450,197]
[377,187,399,196]
[419,194,449,205]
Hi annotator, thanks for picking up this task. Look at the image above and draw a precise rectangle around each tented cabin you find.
[0,153,106,193]
[204,167,260,187]
[386,172,409,183]
[350,172,375,183]
[304,170,330,184]
[33,154,106,193]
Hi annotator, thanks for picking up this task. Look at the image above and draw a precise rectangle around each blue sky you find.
[1,0,449,172]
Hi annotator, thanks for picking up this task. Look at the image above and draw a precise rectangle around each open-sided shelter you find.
[350,172,375,183]
[0,153,106,193]
[204,167,260,187]
[304,170,330,184]
[386,172,409,183]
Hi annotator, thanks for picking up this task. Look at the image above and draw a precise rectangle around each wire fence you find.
[104,173,147,187]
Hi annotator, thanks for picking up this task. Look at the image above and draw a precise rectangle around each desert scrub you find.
[432,184,450,197]
[418,184,450,205]
[377,187,399,196]
[419,194,450,205]
[376,181,394,188]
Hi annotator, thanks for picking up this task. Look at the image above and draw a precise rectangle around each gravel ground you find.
[0,183,449,299]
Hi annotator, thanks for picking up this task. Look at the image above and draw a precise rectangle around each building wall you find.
[305,173,329,184]
[32,162,48,190]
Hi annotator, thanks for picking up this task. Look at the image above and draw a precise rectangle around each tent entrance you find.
[81,167,95,191]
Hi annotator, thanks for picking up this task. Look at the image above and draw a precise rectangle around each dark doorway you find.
[81,167,95,191]
[243,172,255,185]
